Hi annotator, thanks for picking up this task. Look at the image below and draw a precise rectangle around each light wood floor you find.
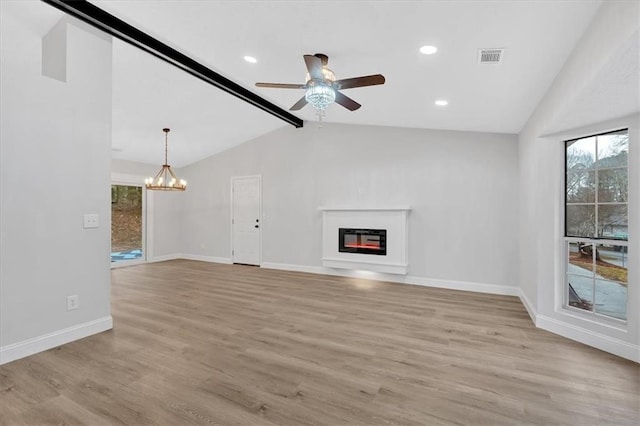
[1,260,638,425]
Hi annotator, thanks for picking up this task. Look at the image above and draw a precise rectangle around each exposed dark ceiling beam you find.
[40,0,304,129]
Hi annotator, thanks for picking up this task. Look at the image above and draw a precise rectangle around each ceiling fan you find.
[255,53,385,114]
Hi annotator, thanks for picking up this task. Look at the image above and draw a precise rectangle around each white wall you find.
[112,158,160,177]
[180,123,519,292]
[1,10,113,363]
[518,0,639,361]
[111,159,184,260]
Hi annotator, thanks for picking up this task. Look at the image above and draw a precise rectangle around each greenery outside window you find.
[565,129,628,321]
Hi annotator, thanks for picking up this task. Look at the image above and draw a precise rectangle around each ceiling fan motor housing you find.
[314,53,329,65]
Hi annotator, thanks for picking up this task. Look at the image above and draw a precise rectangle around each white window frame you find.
[563,129,629,323]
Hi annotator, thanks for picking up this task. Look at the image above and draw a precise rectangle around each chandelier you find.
[144,128,186,191]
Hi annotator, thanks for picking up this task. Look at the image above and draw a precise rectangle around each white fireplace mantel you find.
[320,207,410,275]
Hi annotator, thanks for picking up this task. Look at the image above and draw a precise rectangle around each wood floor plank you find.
[1,260,638,425]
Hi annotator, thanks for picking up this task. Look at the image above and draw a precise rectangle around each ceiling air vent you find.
[478,48,504,64]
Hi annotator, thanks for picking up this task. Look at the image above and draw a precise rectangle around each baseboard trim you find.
[0,316,113,365]
[514,291,638,363]
[404,275,520,296]
[180,254,232,264]
[517,289,538,325]
[536,314,639,363]
[260,262,519,296]
[145,254,232,264]
[148,254,182,263]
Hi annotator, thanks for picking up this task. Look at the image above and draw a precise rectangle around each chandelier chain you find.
[164,129,169,165]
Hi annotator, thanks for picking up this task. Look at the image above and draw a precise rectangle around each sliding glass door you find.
[111,184,144,264]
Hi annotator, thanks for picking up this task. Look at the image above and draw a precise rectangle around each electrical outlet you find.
[67,295,79,311]
[83,214,99,229]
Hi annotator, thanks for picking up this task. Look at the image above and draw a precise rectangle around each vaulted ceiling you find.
[6,1,609,167]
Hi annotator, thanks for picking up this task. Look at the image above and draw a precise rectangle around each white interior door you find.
[231,175,261,265]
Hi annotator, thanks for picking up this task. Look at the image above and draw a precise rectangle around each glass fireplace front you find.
[338,228,387,256]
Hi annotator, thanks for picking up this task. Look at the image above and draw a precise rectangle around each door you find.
[231,175,261,265]
[111,184,145,265]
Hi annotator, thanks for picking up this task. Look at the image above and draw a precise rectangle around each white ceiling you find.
[8,1,607,167]
[543,29,640,136]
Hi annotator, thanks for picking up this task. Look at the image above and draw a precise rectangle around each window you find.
[565,129,628,321]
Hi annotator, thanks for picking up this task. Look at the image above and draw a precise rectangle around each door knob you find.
[254,225,259,228]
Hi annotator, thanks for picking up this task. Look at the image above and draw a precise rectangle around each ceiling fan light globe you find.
[305,84,336,111]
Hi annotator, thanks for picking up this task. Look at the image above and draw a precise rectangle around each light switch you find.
[83,214,99,229]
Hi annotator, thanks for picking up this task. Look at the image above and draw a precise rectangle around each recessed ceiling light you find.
[435,99,448,106]
[243,55,257,64]
[419,45,438,55]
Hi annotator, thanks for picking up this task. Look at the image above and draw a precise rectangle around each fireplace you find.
[321,207,409,274]
[339,228,387,256]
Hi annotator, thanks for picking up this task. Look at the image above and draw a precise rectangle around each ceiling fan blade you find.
[290,96,308,111]
[334,74,385,90]
[334,91,361,111]
[256,82,306,89]
[304,54,324,80]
